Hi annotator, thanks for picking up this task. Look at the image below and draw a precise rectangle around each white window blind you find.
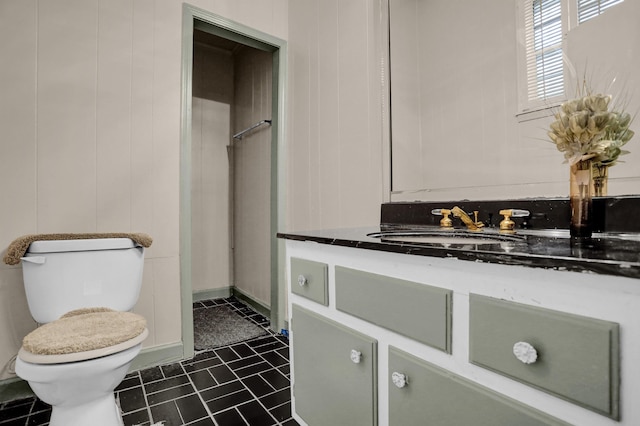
[578,0,624,23]
[524,0,564,102]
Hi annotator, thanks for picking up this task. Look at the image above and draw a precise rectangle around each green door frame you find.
[180,3,287,360]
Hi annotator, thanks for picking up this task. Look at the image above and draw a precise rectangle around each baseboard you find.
[232,288,271,319]
[193,287,232,302]
[129,341,185,372]
[194,287,271,322]
[0,377,34,403]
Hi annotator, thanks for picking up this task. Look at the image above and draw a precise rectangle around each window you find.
[517,0,624,114]
[524,0,564,103]
[578,0,624,24]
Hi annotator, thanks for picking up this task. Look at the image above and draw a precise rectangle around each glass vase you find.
[591,163,609,197]
[570,160,593,240]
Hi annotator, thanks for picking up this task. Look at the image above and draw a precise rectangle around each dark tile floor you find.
[0,297,298,426]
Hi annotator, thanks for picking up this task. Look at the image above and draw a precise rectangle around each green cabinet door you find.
[291,304,377,426]
[388,346,570,426]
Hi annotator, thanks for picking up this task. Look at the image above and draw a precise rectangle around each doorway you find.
[180,4,287,360]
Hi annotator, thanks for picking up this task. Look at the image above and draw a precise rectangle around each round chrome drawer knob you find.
[513,341,538,364]
[297,274,308,287]
[391,372,408,388]
[350,350,362,364]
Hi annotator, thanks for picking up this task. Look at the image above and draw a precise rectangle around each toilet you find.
[13,237,150,426]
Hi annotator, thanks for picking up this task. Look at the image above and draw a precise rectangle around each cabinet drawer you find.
[290,257,328,306]
[388,346,569,426]
[469,294,620,419]
[292,304,377,426]
[335,266,452,352]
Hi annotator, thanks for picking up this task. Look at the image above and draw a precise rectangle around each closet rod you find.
[233,119,272,140]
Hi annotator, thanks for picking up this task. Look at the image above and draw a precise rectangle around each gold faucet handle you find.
[499,210,515,231]
[431,208,453,228]
[498,209,529,231]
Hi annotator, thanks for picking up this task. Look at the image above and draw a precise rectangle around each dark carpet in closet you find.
[194,304,268,350]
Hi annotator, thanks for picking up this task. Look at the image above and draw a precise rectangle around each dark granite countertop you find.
[278,198,640,279]
[277,226,640,279]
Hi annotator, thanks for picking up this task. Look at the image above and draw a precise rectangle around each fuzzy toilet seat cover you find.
[20,308,147,364]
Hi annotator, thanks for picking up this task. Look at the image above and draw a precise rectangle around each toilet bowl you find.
[8,235,151,426]
[16,308,149,426]
[15,342,144,426]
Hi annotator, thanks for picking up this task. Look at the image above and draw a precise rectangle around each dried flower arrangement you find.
[547,86,634,167]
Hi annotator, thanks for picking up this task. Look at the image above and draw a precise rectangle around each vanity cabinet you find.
[286,240,639,426]
[291,304,377,426]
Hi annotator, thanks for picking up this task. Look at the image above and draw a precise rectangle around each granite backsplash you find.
[380,196,640,233]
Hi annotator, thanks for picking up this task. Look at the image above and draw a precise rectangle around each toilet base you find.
[48,393,124,426]
[15,344,143,426]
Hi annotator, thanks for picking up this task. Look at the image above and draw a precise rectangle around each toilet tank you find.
[21,238,145,324]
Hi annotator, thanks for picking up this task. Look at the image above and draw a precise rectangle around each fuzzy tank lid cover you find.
[3,232,153,266]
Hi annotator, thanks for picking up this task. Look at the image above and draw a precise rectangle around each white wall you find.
[191,41,233,295]
[0,0,389,381]
[286,0,387,231]
[191,98,232,294]
[0,0,288,381]
[233,47,273,307]
[191,41,273,308]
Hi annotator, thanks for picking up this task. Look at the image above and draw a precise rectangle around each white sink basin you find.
[367,230,526,246]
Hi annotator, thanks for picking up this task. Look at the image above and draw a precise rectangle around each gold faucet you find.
[451,206,484,231]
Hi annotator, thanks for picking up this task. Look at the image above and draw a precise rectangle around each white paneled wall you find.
[0,0,39,380]
[191,98,232,294]
[287,0,386,231]
[191,40,234,295]
[233,47,273,307]
[191,41,273,308]
[0,0,385,381]
[0,0,287,381]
